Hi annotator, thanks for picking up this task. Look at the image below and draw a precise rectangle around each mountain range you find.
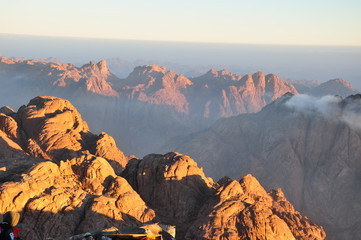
[0,56,358,156]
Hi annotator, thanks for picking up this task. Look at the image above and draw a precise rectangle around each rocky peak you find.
[96,60,109,74]
[2,96,127,167]
[185,173,325,240]
[122,152,216,239]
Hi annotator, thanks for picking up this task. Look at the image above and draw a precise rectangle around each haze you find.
[1,34,361,89]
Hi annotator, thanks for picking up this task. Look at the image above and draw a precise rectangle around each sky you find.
[1,0,361,46]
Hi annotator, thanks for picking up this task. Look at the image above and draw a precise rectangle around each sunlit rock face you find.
[0,155,157,240]
[0,96,128,171]
[122,152,216,239]
[186,175,325,240]
[122,152,325,240]
[176,93,361,240]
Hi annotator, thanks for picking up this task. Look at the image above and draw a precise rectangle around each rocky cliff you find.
[176,93,361,239]
[0,96,325,240]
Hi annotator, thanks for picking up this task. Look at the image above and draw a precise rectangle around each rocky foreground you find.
[0,96,325,239]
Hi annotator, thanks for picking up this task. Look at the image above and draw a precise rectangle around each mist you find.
[285,94,361,130]
[1,34,360,89]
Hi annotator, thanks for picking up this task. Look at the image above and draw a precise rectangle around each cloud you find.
[285,94,342,116]
[285,94,361,130]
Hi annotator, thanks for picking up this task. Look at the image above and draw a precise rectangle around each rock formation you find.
[122,152,325,240]
[0,96,326,239]
[186,175,325,240]
[176,93,361,239]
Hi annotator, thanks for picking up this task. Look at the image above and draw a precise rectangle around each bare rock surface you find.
[186,175,325,240]
[0,96,128,168]
[122,152,325,240]
[0,155,156,240]
[122,152,216,239]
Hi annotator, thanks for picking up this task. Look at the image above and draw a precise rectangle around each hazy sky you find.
[1,0,360,46]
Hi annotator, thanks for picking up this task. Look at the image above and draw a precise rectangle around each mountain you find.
[115,65,193,113]
[0,57,119,99]
[285,79,320,93]
[286,78,359,97]
[0,96,325,240]
[188,70,298,117]
[175,93,361,239]
[307,78,359,97]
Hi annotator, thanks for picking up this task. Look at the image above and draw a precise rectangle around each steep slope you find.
[176,93,361,239]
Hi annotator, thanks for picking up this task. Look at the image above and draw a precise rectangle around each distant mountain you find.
[175,93,361,239]
[115,65,193,113]
[307,78,359,97]
[189,70,298,117]
[285,79,321,93]
[0,57,119,98]
[0,96,326,240]
[286,78,359,97]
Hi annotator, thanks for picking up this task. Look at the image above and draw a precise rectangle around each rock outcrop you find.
[186,175,325,240]
[176,93,361,239]
[122,153,325,240]
[122,152,216,239]
[0,96,128,170]
[0,155,156,240]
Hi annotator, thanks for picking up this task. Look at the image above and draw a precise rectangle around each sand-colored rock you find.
[122,152,216,239]
[186,175,325,240]
[0,96,128,170]
[92,132,127,174]
[0,155,156,240]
